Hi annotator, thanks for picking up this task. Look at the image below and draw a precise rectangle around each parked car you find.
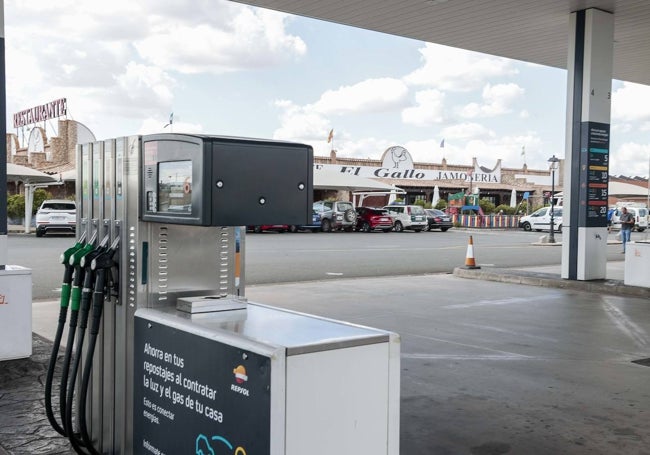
[382,205,428,232]
[355,207,394,232]
[611,207,648,232]
[247,225,291,233]
[35,199,76,237]
[424,208,453,232]
[292,210,322,232]
[313,200,357,232]
[519,206,563,232]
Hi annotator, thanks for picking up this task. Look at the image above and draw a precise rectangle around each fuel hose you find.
[44,235,86,436]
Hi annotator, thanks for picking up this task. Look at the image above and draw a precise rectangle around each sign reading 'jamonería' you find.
[13,98,67,128]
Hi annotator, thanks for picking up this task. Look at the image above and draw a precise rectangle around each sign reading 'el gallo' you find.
[13,98,68,128]
[316,146,501,183]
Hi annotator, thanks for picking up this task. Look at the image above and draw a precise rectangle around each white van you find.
[611,207,648,232]
[519,206,563,232]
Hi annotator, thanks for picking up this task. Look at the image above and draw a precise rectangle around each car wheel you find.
[289,225,298,233]
[441,227,449,232]
[321,219,332,232]
[522,222,531,231]
[36,229,44,238]
[361,222,371,233]
[253,226,262,233]
[394,221,403,232]
[557,224,562,233]
[310,228,319,233]
[343,209,357,223]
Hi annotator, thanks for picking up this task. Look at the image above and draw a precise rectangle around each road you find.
[6,228,629,300]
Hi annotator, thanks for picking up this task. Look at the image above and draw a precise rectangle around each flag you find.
[440,139,445,148]
[327,129,334,143]
[523,191,530,200]
[521,145,525,156]
[164,112,174,129]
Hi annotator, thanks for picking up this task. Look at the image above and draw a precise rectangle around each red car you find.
[247,225,292,233]
[355,207,394,232]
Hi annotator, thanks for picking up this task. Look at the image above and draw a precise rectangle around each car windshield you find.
[410,206,425,215]
[338,202,353,211]
[368,208,387,215]
[41,202,76,211]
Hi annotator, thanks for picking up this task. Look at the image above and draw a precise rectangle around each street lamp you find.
[548,155,560,243]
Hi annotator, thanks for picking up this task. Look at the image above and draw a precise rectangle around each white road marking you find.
[602,297,649,349]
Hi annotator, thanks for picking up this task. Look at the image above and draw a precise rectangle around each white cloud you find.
[460,83,524,118]
[441,123,494,141]
[135,7,307,74]
[312,78,409,115]
[403,43,518,92]
[4,0,306,139]
[610,142,650,177]
[611,82,650,123]
[272,100,332,143]
[137,117,204,136]
[401,89,445,126]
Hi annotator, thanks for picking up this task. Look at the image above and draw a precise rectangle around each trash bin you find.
[0,265,33,360]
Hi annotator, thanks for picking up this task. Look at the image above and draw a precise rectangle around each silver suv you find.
[313,200,357,232]
[35,199,76,237]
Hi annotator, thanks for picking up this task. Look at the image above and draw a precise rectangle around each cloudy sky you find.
[5,0,650,177]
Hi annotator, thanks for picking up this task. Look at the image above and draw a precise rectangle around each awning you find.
[7,163,58,184]
[313,167,400,192]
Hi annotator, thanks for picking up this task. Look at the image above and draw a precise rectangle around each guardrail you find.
[452,214,522,229]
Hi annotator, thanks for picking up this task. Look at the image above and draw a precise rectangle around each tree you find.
[435,199,447,210]
[32,189,52,214]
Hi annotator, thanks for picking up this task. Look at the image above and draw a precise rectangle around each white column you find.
[562,8,614,280]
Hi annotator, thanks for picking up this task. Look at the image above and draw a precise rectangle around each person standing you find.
[619,207,635,253]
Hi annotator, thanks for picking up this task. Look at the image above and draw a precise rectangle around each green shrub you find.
[435,199,447,210]
[33,189,52,214]
[7,194,25,219]
[5,189,53,218]
[479,198,496,214]
[494,204,516,215]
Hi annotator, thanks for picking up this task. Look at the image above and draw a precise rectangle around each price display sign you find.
[578,122,610,227]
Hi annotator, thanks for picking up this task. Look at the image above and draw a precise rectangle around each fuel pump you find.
[47,133,399,455]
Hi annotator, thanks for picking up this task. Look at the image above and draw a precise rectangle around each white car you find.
[519,206,563,232]
[35,199,77,237]
[383,205,428,232]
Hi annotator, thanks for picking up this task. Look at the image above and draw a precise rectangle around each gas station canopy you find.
[232,0,650,85]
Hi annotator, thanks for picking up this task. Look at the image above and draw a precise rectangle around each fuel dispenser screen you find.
[157,160,192,214]
[133,316,271,455]
[141,134,313,227]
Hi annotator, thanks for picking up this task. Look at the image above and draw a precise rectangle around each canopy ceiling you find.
[233,0,650,85]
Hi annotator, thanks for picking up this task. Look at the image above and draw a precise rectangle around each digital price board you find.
[578,122,610,227]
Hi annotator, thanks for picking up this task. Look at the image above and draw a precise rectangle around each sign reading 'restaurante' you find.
[13,98,67,128]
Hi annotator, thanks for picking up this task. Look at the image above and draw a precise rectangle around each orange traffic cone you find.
[463,235,480,269]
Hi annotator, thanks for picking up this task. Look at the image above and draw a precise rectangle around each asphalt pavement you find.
[2,257,650,454]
